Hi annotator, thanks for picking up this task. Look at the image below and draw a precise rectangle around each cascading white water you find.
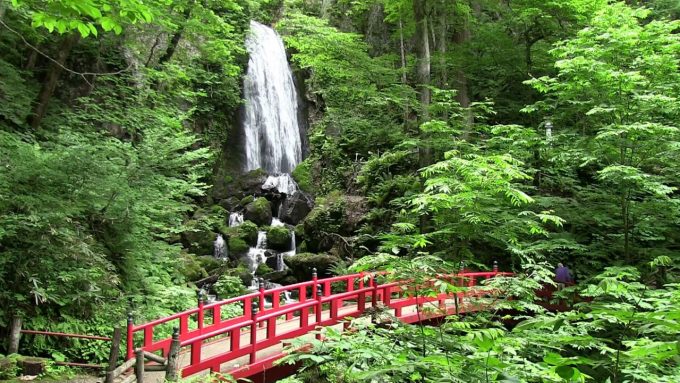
[229,212,244,227]
[263,174,299,195]
[275,232,297,272]
[243,21,302,174]
[214,234,227,259]
[271,217,285,227]
[246,231,268,274]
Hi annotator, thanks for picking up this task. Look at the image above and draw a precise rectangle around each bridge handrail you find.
[127,267,512,371]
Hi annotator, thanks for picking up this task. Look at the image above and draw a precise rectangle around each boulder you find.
[267,226,292,251]
[181,228,217,256]
[284,252,341,281]
[280,191,314,225]
[228,237,249,257]
[212,169,268,200]
[218,197,240,211]
[244,197,272,226]
[238,220,259,246]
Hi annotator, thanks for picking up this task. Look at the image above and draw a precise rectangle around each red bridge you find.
[126,266,512,381]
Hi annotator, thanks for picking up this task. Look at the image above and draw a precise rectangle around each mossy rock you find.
[267,226,292,251]
[244,197,272,226]
[197,255,224,274]
[284,252,341,281]
[181,226,217,256]
[301,193,366,253]
[228,237,249,256]
[255,262,274,276]
[238,220,259,246]
[239,195,255,206]
[292,159,314,193]
[180,253,208,281]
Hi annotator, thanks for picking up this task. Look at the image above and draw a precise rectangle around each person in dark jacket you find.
[555,263,573,290]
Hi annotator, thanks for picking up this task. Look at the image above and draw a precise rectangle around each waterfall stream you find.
[243,21,302,174]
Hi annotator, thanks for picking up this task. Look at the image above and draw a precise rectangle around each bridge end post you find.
[165,328,181,382]
[493,260,498,274]
[134,348,145,383]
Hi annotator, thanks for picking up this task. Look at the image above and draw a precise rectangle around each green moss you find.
[180,253,208,281]
[255,262,274,276]
[239,195,254,206]
[238,220,259,246]
[284,252,341,281]
[267,226,292,251]
[292,158,314,193]
[228,237,249,254]
[244,197,273,226]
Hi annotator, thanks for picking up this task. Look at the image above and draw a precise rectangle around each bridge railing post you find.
[258,278,265,328]
[358,271,366,312]
[250,303,258,363]
[493,260,498,274]
[197,291,205,331]
[126,313,134,360]
[370,274,377,309]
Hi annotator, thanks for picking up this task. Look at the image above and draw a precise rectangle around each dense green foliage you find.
[1,0,679,381]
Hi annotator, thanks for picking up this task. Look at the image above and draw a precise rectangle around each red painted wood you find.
[129,269,511,380]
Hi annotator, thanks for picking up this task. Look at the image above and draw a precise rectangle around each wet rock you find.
[244,197,272,226]
[181,228,217,256]
[280,190,314,225]
[284,252,340,281]
[212,169,268,200]
[267,226,292,251]
[218,197,240,211]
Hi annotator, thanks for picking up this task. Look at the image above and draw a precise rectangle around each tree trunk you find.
[157,7,192,66]
[414,0,432,234]
[8,316,22,354]
[436,1,448,90]
[29,34,80,128]
[452,15,471,112]
[414,0,431,123]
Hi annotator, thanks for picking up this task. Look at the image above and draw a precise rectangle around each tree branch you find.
[0,19,132,86]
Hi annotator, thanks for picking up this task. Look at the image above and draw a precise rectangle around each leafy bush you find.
[213,275,246,299]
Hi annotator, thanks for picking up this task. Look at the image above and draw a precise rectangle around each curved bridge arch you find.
[126,268,512,381]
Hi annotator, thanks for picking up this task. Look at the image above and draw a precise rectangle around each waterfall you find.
[276,232,297,272]
[243,21,302,174]
[262,174,298,195]
[246,231,268,274]
[229,212,244,227]
[214,234,227,259]
[271,217,285,227]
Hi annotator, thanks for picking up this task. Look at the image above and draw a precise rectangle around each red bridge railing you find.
[127,266,512,379]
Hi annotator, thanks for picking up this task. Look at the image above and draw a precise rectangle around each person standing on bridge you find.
[555,263,573,290]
